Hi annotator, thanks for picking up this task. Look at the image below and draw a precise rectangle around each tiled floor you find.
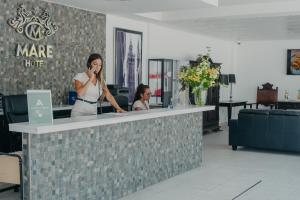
[0,184,19,200]
[1,126,300,200]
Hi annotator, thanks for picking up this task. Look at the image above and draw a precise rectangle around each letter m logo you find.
[25,22,44,41]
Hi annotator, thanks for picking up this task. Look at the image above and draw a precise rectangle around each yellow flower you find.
[179,59,220,90]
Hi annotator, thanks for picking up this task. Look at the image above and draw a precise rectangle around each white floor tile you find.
[2,126,300,200]
[121,126,300,200]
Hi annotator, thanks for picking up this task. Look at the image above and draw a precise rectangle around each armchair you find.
[256,82,278,109]
[2,95,28,152]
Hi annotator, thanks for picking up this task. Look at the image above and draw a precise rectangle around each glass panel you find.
[172,60,180,99]
[148,60,162,104]
[163,60,173,93]
[161,60,173,107]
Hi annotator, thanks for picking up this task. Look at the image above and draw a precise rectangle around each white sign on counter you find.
[27,90,53,124]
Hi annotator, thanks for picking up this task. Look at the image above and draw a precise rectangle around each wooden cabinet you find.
[204,85,220,132]
[189,60,221,133]
[190,84,220,132]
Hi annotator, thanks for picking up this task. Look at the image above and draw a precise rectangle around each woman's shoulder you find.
[73,72,88,82]
[132,100,143,106]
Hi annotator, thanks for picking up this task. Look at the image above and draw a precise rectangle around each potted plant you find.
[179,53,220,106]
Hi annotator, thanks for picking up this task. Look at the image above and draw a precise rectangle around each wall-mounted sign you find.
[27,90,53,125]
[7,4,58,41]
[7,4,58,68]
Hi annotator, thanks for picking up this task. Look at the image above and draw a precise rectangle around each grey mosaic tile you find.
[22,112,203,200]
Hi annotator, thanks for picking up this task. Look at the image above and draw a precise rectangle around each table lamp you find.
[219,74,229,86]
[228,74,236,101]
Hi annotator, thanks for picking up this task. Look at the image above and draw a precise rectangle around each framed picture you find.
[287,49,300,75]
[114,28,143,102]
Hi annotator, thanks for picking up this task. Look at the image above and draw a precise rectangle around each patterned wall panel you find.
[0,0,106,105]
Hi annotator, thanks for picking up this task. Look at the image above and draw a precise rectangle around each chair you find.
[1,95,26,199]
[113,95,129,111]
[0,152,22,199]
[2,95,28,152]
[0,92,3,110]
[256,83,278,109]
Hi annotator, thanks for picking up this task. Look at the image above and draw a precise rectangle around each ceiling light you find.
[104,0,131,1]
[135,12,164,21]
[201,0,219,7]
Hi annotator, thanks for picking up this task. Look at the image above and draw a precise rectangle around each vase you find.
[176,88,191,107]
[193,88,207,106]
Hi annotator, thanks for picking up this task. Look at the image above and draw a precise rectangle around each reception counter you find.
[9,106,214,200]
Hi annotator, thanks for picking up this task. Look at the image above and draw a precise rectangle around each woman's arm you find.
[74,79,93,97]
[75,71,96,97]
[102,85,126,113]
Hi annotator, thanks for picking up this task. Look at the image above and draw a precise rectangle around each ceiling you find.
[44,0,300,41]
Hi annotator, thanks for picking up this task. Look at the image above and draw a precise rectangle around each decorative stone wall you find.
[22,112,203,200]
[0,0,106,105]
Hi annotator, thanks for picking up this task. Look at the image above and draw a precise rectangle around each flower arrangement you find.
[178,53,220,106]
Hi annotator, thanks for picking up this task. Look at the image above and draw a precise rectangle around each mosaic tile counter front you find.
[22,112,203,200]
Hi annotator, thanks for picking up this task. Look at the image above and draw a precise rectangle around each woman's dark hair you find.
[87,53,103,69]
[86,53,105,85]
[133,84,150,104]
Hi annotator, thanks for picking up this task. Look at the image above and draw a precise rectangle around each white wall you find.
[106,14,235,123]
[106,14,234,79]
[222,40,300,120]
[234,40,300,102]
[106,16,300,123]
[106,15,149,84]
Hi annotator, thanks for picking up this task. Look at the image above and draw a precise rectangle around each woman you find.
[71,53,125,117]
[132,84,151,111]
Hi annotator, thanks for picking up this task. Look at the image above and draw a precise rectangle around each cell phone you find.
[88,63,97,75]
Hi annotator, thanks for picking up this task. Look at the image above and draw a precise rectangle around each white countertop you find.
[9,105,215,134]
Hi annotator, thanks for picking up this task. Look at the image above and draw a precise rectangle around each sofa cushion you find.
[239,109,269,115]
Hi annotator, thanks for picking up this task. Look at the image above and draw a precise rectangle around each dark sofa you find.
[229,109,300,152]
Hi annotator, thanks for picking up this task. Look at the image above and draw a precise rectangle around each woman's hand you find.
[102,86,128,113]
[87,67,97,82]
[116,108,126,113]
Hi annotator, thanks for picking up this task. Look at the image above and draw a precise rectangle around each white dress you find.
[71,72,102,117]
[132,100,150,111]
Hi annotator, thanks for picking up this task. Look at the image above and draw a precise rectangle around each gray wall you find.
[0,0,106,105]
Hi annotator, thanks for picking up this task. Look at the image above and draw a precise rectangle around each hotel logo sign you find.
[7,5,58,68]
[7,4,58,41]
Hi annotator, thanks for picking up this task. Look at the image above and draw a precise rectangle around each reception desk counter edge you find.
[9,106,214,200]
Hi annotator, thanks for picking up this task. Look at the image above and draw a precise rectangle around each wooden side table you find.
[219,101,247,124]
